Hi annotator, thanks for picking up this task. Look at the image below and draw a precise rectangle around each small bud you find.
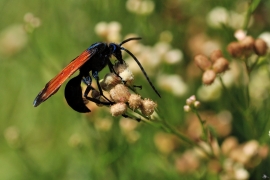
[227,42,243,57]
[114,62,128,74]
[240,36,255,51]
[212,57,229,74]
[119,68,134,84]
[202,69,216,85]
[114,62,134,84]
[243,140,259,157]
[183,105,191,112]
[110,102,127,116]
[194,101,200,108]
[234,29,247,41]
[210,50,223,62]
[194,54,212,71]
[140,98,157,116]
[100,73,122,91]
[221,136,238,155]
[128,94,142,110]
[186,95,196,105]
[110,84,131,103]
[254,38,268,56]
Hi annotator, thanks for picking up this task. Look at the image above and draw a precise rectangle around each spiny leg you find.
[82,75,140,120]
[82,75,113,106]
[91,71,113,103]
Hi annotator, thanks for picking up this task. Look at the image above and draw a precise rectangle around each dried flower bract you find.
[100,73,122,91]
[140,98,157,116]
[212,57,229,74]
[254,38,268,56]
[194,54,212,71]
[227,42,243,58]
[110,84,131,103]
[128,94,142,110]
[110,102,127,116]
[210,49,223,62]
[202,69,216,85]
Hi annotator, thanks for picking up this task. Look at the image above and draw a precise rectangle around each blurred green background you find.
[1,0,270,179]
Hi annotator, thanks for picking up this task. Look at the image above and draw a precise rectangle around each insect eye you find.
[109,44,117,53]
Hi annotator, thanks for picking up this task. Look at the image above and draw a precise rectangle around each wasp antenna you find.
[121,47,161,97]
[119,37,142,46]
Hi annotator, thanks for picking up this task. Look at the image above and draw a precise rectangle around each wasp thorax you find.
[128,94,142,110]
[110,102,127,116]
[109,84,131,103]
[100,73,122,91]
[140,98,157,116]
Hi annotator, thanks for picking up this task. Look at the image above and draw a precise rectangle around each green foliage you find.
[1,0,270,179]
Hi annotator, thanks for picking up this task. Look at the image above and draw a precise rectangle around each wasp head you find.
[109,43,124,64]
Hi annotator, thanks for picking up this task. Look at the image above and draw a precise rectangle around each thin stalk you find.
[242,4,252,31]
[219,76,254,137]
[194,110,207,140]
[128,107,214,158]
[248,56,260,75]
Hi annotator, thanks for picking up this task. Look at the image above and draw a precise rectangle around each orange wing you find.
[33,49,97,107]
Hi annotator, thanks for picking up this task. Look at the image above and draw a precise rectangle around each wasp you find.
[33,38,160,113]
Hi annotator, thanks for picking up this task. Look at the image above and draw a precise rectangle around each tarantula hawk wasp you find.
[33,37,160,113]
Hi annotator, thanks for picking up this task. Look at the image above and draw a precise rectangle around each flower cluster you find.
[183,95,200,112]
[23,12,41,33]
[194,50,229,85]
[122,34,186,97]
[227,35,268,58]
[94,21,187,97]
[126,0,155,15]
[174,137,268,180]
[91,62,157,118]
[94,21,122,42]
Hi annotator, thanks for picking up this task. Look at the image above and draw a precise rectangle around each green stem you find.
[242,0,262,30]
[218,76,245,112]
[194,110,207,140]
[219,76,254,137]
[242,3,252,31]
[248,56,260,75]
[129,108,214,158]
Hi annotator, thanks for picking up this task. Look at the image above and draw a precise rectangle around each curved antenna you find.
[119,37,142,46]
[121,47,161,97]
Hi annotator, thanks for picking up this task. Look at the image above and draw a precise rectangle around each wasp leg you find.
[121,114,141,122]
[107,60,116,73]
[91,71,113,103]
[82,75,114,106]
[64,75,91,113]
